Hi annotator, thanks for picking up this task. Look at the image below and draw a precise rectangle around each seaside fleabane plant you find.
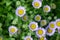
[32,0,42,9]
[16,6,26,17]
[8,26,18,35]
[43,5,51,12]
[46,27,55,36]
[36,27,46,37]
[40,20,47,26]
[34,15,41,22]
[55,19,60,29]
[24,36,33,40]
[29,22,38,31]
[48,21,56,30]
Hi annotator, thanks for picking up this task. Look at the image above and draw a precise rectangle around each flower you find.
[43,5,51,12]
[29,22,38,31]
[50,3,56,9]
[24,36,33,40]
[49,21,56,29]
[36,27,46,37]
[39,36,47,40]
[8,26,18,34]
[0,36,3,40]
[22,15,28,21]
[40,20,47,26]
[46,27,55,36]
[35,15,41,22]
[16,6,26,17]
[32,0,42,9]
[55,19,60,29]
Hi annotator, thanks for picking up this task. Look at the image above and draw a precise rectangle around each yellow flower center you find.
[41,21,46,25]
[10,28,15,33]
[50,23,54,28]
[40,37,44,40]
[23,15,27,20]
[34,2,40,7]
[18,9,24,15]
[38,30,43,35]
[26,38,31,40]
[47,28,52,33]
[0,37,2,40]
[35,16,41,21]
[44,7,49,11]
[56,21,60,27]
[30,24,36,30]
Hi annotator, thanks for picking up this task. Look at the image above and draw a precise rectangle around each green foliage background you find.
[0,0,60,40]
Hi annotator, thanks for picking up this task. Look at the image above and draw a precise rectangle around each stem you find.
[56,34,59,40]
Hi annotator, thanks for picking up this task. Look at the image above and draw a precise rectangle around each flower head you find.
[29,22,38,31]
[8,26,18,34]
[43,5,51,12]
[16,6,26,17]
[46,27,55,36]
[49,21,56,29]
[39,36,47,40]
[22,15,28,21]
[36,27,46,37]
[35,15,41,22]
[40,20,47,26]
[32,0,42,9]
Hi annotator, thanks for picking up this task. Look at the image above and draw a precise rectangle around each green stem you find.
[56,34,59,40]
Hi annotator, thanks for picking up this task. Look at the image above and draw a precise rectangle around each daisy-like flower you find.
[32,0,42,9]
[40,20,47,26]
[35,15,41,22]
[29,22,38,31]
[36,27,46,37]
[8,26,18,34]
[16,6,26,17]
[46,27,55,36]
[49,21,56,29]
[55,19,60,29]
[43,5,51,12]
[22,15,28,21]
[39,36,47,40]
[0,36,3,40]
[24,36,33,40]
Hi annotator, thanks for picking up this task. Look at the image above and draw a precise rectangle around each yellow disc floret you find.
[0,37,2,40]
[44,7,49,11]
[38,30,43,35]
[18,9,24,15]
[56,21,60,27]
[34,2,40,7]
[50,23,54,28]
[23,15,27,20]
[26,38,31,40]
[30,24,36,30]
[35,15,41,21]
[40,37,44,40]
[47,28,52,33]
[10,28,15,33]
